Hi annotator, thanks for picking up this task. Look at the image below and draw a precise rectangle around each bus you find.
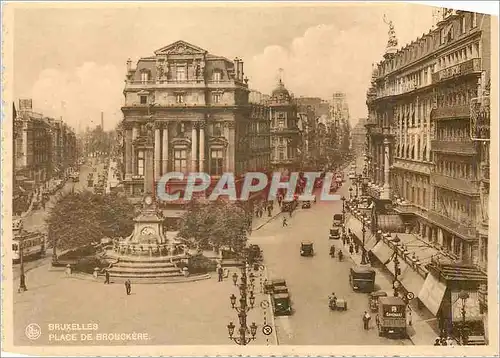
[12,232,46,263]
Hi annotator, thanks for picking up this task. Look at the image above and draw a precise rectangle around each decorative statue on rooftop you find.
[383,15,398,49]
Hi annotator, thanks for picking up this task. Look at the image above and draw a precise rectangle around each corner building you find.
[121,41,270,219]
[367,10,491,267]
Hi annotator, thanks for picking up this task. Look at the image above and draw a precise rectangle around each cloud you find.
[30,62,123,132]
[245,7,434,122]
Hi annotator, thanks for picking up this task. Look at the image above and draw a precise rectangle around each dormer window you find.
[212,71,222,82]
[140,95,148,105]
[175,93,184,103]
[141,72,149,84]
[212,92,222,103]
[176,66,186,82]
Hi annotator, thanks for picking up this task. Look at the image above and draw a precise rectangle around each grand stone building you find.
[268,79,300,172]
[121,41,270,217]
[366,10,491,268]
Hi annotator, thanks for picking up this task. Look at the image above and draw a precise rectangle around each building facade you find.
[366,10,491,268]
[351,118,368,157]
[268,79,300,172]
[120,41,271,217]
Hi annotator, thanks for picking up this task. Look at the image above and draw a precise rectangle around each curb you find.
[66,273,211,284]
[252,211,282,231]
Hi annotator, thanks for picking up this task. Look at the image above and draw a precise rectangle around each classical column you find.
[125,126,133,180]
[227,121,235,173]
[132,126,139,175]
[199,122,205,172]
[162,123,169,174]
[191,122,198,172]
[381,138,391,200]
[224,122,230,172]
[154,122,162,180]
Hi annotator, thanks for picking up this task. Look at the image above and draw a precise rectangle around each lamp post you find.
[356,174,362,198]
[341,196,346,224]
[227,262,257,345]
[360,214,368,265]
[392,235,401,297]
[458,290,470,345]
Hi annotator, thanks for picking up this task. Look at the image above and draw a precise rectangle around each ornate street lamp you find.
[392,235,401,297]
[227,261,258,345]
[360,214,368,265]
[341,196,346,224]
[458,290,470,345]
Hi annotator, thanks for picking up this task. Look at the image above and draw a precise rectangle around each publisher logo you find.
[25,323,42,340]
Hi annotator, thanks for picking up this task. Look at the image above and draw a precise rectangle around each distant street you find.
[249,177,412,345]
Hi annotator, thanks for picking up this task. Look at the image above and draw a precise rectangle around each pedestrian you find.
[375,313,380,328]
[355,244,360,254]
[289,209,293,217]
[407,306,412,326]
[218,266,223,282]
[125,279,131,295]
[362,311,371,330]
[434,338,441,346]
[282,217,288,227]
[104,270,110,284]
[349,244,354,255]
[342,235,346,246]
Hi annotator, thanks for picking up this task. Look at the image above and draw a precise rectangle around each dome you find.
[271,79,290,99]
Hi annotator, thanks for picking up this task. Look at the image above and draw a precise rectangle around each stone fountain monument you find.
[105,194,194,281]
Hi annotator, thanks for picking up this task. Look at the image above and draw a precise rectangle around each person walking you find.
[363,311,371,330]
[407,306,413,326]
[217,266,224,282]
[349,243,354,255]
[125,279,131,295]
[282,217,288,227]
[104,270,110,284]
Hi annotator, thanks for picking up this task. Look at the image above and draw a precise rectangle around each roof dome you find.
[271,79,290,99]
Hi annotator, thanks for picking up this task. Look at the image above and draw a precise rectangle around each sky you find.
[12,2,440,131]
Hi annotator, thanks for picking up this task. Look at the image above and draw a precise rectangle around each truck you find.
[349,266,376,292]
[377,296,407,338]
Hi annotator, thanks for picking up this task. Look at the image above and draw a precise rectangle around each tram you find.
[12,232,46,263]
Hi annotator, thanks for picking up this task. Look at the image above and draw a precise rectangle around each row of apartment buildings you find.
[13,100,78,212]
[364,8,490,329]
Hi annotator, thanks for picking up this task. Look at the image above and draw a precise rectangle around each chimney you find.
[234,58,239,79]
[238,60,244,80]
[101,112,104,130]
[126,58,132,72]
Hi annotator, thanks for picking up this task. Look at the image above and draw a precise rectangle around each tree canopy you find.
[177,199,252,254]
[46,191,136,258]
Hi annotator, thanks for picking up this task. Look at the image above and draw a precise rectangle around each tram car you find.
[12,232,46,263]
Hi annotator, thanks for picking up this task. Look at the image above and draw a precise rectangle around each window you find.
[212,71,221,82]
[212,92,222,103]
[175,122,185,136]
[173,149,187,172]
[137,150,145,176]
[175,93,184,104]
[461,16,466,34]
[176,67,186,82]
[213,122,222,137]
[141,72,149,83]
[140,95,148,105]
[472,12,477,28]
[210,149,224,175]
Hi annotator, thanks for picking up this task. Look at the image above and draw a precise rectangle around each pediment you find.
[171,137,192,147]
[208,136,228,147]
[154,40,207,56]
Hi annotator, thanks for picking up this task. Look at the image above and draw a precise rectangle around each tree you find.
[177,199,251,254]
[46,191,136,260]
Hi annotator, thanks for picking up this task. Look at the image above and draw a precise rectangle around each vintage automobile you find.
[271,279,289,295]
[302,201,311,209]
[369,290,388,312]
[272,292,292,316]
[329,297,348,311]
[281,198,298,212]
[264,278,287,295]
[377,296,407,338]
[332,214,343,227]
[349,266,376,293]
[329,226,341,240]
[300,241,314,257]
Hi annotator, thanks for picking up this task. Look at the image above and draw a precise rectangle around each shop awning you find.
[346,215,377,250]
[451,290,482,322]
[418,273,447,316]
[377,214,405,232]
[370,241,393,264]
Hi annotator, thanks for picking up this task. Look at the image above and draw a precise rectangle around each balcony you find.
[432,58,482,84]
[427,210,476,241]
[270,127,300,134]
[431,139,476,155]
[430,172,478,196]
[124,78,245,91]
[431,105,470,120]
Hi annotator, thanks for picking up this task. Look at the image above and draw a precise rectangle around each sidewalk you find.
[341,234,439,345]
[251,201,282,231]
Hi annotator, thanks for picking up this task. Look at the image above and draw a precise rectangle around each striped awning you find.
[418,273,447,316]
